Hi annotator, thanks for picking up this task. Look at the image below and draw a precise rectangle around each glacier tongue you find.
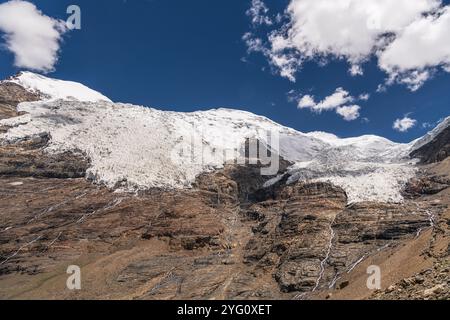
[286,160,416,204]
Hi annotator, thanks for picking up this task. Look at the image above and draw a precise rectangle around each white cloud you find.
[243,32,301,82]
[298,94,315,109]
[379,6,450,89]
[393,116,417,132]
[359,93,370,101]
[297,88,353,112]
[285,0,438,61]
[0,0,67,72]
[336,105,361,121]
[297,87,366,121]
[392,70,431,92]
[376,84,387,93]
[421,117,444,129]
[246,0,273,26]
[242,32,265,53]
[245,0,450,90]
[422,122,433,129]
[314,88,352,111]
[349,65,364,76]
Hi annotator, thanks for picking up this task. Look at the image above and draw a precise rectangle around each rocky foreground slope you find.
[0,73,448,300]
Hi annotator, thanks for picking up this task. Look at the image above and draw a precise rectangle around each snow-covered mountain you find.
[0,72,447,204]
[6,72,111,103]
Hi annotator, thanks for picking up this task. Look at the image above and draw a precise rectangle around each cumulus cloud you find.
[297,94,315,109]
[0,0,67,72]
[245,0,450,90]
[298,88,353,112]
[393,116,417,132]
[336,105,361,121]
[297,88,365,121]
[379,6,450,90]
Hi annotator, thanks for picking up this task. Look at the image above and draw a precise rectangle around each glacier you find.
[0,72,432,204]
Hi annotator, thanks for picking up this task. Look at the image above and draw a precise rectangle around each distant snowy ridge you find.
[4,71,111,103]
[410,116,450,152]
[0,72,428,204]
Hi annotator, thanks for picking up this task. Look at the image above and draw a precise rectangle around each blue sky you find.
[0,0,449,142]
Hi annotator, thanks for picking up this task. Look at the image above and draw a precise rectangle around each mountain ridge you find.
[2,72,441,203]
[0,72,448,300]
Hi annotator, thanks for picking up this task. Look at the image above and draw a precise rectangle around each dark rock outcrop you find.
[0,137,90,179]
[403,175,450,198]
[411,126,450,164]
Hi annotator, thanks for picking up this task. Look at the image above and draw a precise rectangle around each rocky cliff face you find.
[0,79,448,300]
[411,126,450,164]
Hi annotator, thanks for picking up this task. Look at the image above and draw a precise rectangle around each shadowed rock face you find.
[411,126,450,164]
[0,82,448,300]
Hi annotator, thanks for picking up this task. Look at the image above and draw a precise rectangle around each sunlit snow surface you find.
[0,73,423,204]
[7,72,112,103]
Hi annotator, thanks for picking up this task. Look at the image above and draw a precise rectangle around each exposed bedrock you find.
[411,126,450,164]
[0,136,90,179]
[0,123,446,299]
[242,179,437,294]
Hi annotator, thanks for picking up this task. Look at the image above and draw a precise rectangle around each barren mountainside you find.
[0,73,448,300]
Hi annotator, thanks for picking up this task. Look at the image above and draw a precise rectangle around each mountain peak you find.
[4,71,112,103]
